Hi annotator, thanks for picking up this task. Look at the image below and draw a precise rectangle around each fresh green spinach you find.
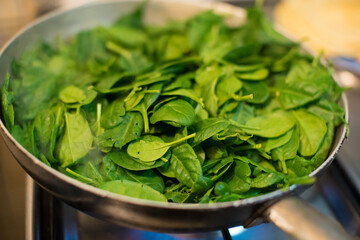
[1,2,346,204]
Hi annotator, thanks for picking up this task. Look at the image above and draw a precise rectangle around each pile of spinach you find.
[1,3,346,203]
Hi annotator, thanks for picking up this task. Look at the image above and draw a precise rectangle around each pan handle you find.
[267,196,354,240]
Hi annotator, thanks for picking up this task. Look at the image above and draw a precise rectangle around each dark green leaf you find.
[56,112,93,167]
[124,169,165,193]
[101,98,126,129]
[250,172,283,188]
[293,109,327,157]
[192,118,229,146]
[106,151,166,171]
[170,143,202,189]
[95,112,143,149]
[150,99,195,127]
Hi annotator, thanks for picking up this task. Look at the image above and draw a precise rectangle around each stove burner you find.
[26,160,360,240]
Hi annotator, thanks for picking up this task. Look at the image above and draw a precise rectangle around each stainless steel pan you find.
[0,1,352,239]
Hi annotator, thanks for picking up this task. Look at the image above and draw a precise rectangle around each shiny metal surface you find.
[268,197,354,240]
[337,71,360,195]
[0,0,349,233]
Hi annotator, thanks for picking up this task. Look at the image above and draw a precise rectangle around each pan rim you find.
[0,0,349,211]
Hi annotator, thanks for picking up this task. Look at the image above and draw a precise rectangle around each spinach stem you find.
[231,144,262,152]
[124,86,142,102]
[143,90,160,94]
[88,162,104,182]
[141,104,150,133]
[232,94,253,101]
[106,41,124,55]
[229,120,260,130]
[280,158,288,174]
[93,85,132,94]
[65,168,97,185]
[96,103,102,136]
[154,133,196,149]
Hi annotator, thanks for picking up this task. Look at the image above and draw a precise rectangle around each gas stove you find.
[26,159,360,240]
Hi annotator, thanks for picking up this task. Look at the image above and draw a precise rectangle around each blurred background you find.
[0,0,359,239]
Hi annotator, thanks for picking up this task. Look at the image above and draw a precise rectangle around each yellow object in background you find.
[274,0,360,60]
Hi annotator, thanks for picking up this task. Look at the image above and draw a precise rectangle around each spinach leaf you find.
[192,118,230,146]
[225,161,251,193]
[244,110,295,138]
[311,121,334,167]
[131,83,163,133]
[195,63,221,87]
[124,169,165,193]
[2,3,346,204]
[277,60,333,110]
[95,112,143,149]
[226,102,255,124]
[207,156,234,181]
[286,156,313,177]
[222,44,260,62]
[293,109,327,157]
[59,85,87,104]
[272,126,300,173]
[48,104,65,161]
[33,109,56,150]
[200,72,220,116]
[170,143,203,190]
[159,34,189,61]
[186,11,224,51]
[307,99,345,126]
[277,88,315,110]
[150,99,195,127]
[127,135,169,162]
[264,128,293,153]
[236,68,269,81]
[107,42,152,74]
[161,89,203,107]
[105,26,147,47]
[106,151,166,171]
[242,81,269,104]
[99,180,167,202]
[127,133,195,162]
[216,74,242,106]
[250,172,283,188]
[100,98,126,129]
[164,72,193,91]
[102,156,129,181]
[158,161,176,178]
[56,112,93,167]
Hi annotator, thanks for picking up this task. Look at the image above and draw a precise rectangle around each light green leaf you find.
[244,110,295,138]
[99,180,167,202]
